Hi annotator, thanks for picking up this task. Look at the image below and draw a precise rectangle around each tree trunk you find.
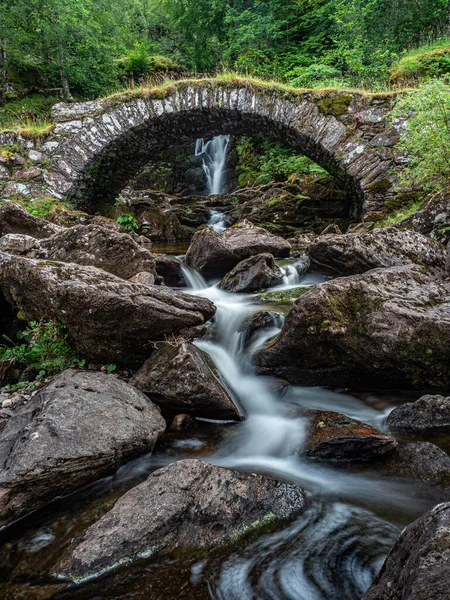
[0,38,7,103]
[58,45,73,102]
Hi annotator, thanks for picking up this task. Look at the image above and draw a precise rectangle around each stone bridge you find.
[1,79,409,219]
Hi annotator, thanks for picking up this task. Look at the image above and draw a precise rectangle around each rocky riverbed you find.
[0,185,449,599]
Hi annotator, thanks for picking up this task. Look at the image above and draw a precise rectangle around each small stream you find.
[0,254,446,600]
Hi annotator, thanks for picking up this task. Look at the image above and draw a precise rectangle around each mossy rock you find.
[255,286,312,305]
[368,179,392,194]
[315,95,353,116]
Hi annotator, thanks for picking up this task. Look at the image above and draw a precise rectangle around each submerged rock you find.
[56,459,309,582]
[185,221,291,278]
[308,227,446,277]
[305,411,397,462]
[0,202,63,239]
[219,254,284,293]
[387,394,450,430]
[0,253,215,366]
[362,502,450,600]
[0,370,166,527]
[257,266,450,389]
[130,341,243,420]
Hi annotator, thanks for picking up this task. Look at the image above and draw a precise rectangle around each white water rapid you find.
[195,135,231,195]
[207,209,228,233]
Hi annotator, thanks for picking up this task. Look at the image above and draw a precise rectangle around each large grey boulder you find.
[222,220,291,260]
[0,370,166,527]
[130,341,244,420]
[398,187,450,245]
[0,253,215,366]
[185,221,291,278]
[56,459,309,582]
[257,266,450,389]
[0,202,63,239]
[362,503,450,600]
[219,253,284,293]
[308,227,446,277]
[1,223,160,281]
[387,395,450,430]
[305,411,397,462]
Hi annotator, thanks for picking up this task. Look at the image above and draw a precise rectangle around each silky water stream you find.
[0,256,446,600]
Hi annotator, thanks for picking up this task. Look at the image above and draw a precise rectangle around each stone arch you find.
[43,80,404,219]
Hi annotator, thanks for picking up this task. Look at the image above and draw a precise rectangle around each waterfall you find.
[207,209,227,233]
[195,135,230,195]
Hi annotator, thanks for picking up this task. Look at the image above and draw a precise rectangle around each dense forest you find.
[1,0,449,99]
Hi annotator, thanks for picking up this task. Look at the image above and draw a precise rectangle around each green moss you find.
[368,179,392,193]
[255,286,312,305]
[315,94,353,116]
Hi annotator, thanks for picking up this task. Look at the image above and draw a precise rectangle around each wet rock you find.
[222,220,291,260]
[382,442,450,490]
[362,502,450,600]
[257,266,450,389]
[305,411,397,462]
[308,228,446,277]
[0,369,166,527]
[170,414,196,432]
[185,228,238,278]
[0,253,215,366]
[0,202,63,239]
[32,224,159,281]
[56,459,309,582]
[219,254,284,293]
[289,233,317,250]
[255,286,311,305]
[239,311,283,350]
[185,221,291,278]
[387,394,450,430]
[130,341,243,420]
[155,254,184,287]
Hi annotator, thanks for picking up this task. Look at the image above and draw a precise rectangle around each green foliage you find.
[8,196,64,220]
[389,38,450,85]
[117,213,138,232]
[0,320,85,379]
[377,198,425,226]
[391,80,450,192]
[236,138,326,187]
[287,64,343,88]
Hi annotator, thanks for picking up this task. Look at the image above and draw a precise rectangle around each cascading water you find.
[195,135,231,196]
[207,209,228,233]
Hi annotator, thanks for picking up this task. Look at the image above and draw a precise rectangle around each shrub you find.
[0,320,85,380]
[391,80,450,192]
[117,213,138,232]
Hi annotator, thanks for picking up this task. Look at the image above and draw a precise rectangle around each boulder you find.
[130,341,243,420]
[10,224,160,281]
[308,228,446,277]
[184,228,238,278]
[222,220,291,260]
[56,459,309,582]
[362,503,450,600]
[129,271,155,286]
[0,253,216,366]
[185,222,291,278]
[398,187,450,245]
[382,442,450,490]
[155,254,184,287]
[387,394,450,430]
[0,369,166,527]
[257,266,450,389]
[219,254,284,293]
[305,411,397,462]
[0,202,63,239]
[134,206,190,242]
